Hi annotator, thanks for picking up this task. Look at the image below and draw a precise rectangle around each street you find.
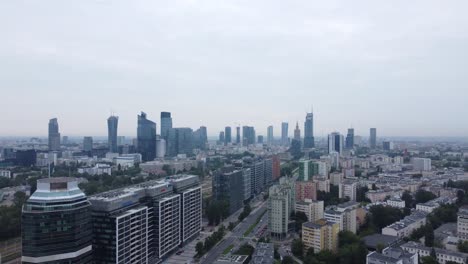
[200,201,267,264]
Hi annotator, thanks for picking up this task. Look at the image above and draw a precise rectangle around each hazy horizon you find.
[1,1,468,137]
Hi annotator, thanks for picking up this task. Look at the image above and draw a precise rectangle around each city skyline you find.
[2,1,468,137]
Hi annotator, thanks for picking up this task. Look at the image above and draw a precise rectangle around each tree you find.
[415,190,437,204]
[420,256,438,264]
[425,224,435,247]
[282,256,295,264]
[401,191,414,208]
[13,191,27,207]
[376,243,385,253]
[458,240,468,253]
[291,239,304,258]
[195,242,204,256]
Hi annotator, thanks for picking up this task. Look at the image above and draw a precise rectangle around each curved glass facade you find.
[22,177,93,264]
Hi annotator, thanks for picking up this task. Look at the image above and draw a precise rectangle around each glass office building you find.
[22,177,93,264]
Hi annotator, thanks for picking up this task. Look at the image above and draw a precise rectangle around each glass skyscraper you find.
[48,118,60,151]
[370,128,377,149]
[224,126,232,145]
[281,122,289,146]
[137,112,157,161]
[107,115,119,153]
[303,112,315,148]
[22,177,93,264]
[160,112,172,140]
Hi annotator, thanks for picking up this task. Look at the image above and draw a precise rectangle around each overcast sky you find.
[1,0,468,138]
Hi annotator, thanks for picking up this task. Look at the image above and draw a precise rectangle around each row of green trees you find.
[195,225,226,257]
[0,191,27,241]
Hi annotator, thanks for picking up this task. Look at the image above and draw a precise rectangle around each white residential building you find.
[339,180,357,201]
[78,163,111,176]
[295,199,324,223]
[382,211,427,238]
[0,170,11,178]
[401,241,468,264]
[412,158,431,171]
[387,198,405,208]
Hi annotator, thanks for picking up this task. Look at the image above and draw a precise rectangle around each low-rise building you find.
[251,243,274,264]
[0,170,11,178]
[401,241,468,264]
[78,163,111,176]
[387,198,406,208]
[367,246,418,264]
[382,211,428,238]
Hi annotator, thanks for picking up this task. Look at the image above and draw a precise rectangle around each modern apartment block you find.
[22,177,93,264]
[302,219,339,253]
[89,174,201,263]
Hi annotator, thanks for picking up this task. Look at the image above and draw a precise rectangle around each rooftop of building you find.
[214,255,249,264]
[337,201,359,209]
[363,234,400,249]
[401,241,468,258]
[38,177,76,184]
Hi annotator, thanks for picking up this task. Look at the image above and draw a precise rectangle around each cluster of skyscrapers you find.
[21,175,202,264]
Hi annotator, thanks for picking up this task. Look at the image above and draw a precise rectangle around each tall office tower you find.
[137,112,157,161]
[90,175,201,263]
[345,128,354,149]
[166,128,194,156]
[236,126,241,144]
[22,178,93,264]
[193,126,208,150]
[160,112,172,140]
[219,131,225,144]
[328,132,344,154]
[370,128,377,149]
[294,122,301,141]
[117,136,126,146]
[242,126,256,146]
[83,136,93,152]
[62,136,69,145]
[267,125,274,145]
[224,126,232,145]
[268,177,295,239]
[107,115,119,153]
[48,118,61,151]
[281,122,289,146]
[213,167,244,214]
[303,112,315,148]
